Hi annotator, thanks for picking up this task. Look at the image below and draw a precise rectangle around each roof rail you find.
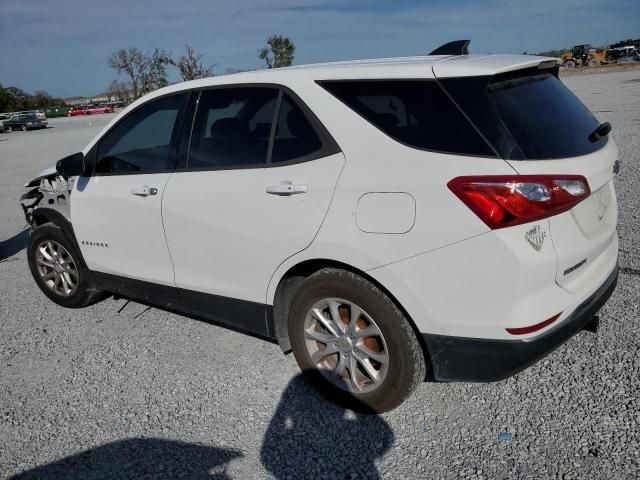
[429,40,470,56]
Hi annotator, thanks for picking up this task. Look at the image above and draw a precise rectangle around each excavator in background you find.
[560,44,608,68]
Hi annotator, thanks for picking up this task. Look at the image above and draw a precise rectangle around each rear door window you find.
[188,87,279,169]
[319,80,495,157]
[271,93,323,163]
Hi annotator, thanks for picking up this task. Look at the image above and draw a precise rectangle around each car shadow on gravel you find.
[0,229,29,261]
[9,438,243,480]
[261,374,394,479]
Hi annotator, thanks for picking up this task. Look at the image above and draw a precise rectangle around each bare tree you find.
[108,48,171,99]
[172,45,214,81]
[106,80,130,102]
[259,35,295,68]
[106,80,118,102]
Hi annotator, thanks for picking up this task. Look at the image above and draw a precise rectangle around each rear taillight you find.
[447,175,590,229]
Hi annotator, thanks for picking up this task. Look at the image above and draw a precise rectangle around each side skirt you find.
[89,271,275,340]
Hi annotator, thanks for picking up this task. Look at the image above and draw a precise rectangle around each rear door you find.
[162,86,344,327]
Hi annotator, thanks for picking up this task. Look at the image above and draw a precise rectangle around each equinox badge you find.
[525,225,547,252]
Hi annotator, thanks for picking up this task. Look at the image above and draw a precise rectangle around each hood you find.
[24,166,58,187]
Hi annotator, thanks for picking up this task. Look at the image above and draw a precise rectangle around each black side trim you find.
[429,39,470,56]
[423,265,618,382]
[89,271,275,340]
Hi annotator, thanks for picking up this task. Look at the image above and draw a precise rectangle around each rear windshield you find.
[438,70,607,160]
[487,72,605,159]
[319,80,495,157]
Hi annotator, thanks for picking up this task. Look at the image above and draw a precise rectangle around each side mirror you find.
[56,152,86,177]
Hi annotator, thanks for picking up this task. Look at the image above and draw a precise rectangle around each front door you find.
[72,93,189,285]
[162,87,344,326]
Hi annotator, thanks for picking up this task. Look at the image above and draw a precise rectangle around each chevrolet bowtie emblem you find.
[525,225,547,252]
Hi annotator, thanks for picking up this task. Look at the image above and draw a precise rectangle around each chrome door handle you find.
[266,181,308,196]
[131,185,158,197]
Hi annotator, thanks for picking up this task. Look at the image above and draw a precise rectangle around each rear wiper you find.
[588,122,612,143]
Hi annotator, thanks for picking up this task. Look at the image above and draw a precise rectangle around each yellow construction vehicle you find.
[560,44,607,68]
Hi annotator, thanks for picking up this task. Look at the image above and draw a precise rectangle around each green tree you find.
[33,90,53,108]
[5,87,30,111]
[259,35,295,68]
[0,84,10,112]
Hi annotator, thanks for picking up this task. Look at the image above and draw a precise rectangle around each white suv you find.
[21,43,619,412]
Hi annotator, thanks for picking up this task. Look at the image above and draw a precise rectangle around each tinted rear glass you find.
[487,72,605,159]
[188,87,279,169]
[320,80,495,157]
[271,93,323,163]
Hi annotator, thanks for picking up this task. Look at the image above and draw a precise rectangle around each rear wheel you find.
[588,58,600,66]
[564,60,576,68]
[27,223,104,308]
[288,268,427,412]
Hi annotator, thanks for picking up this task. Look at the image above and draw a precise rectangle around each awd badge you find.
[525,225,547,252]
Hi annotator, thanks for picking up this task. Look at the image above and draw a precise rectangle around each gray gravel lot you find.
[1,71,639,480]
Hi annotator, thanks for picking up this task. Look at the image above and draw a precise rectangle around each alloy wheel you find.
[303,297,389,394]
[35,240,79,297]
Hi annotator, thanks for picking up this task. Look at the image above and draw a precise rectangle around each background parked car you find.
[4,113,48,131]
[0,114,11,133]
[84,104,114,115]
[66,106,88,117]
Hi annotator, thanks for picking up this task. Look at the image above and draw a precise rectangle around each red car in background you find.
[85,105,114,115]
[66,106,87,117]
[65,105,114,117]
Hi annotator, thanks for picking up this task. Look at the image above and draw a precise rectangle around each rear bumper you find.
[422,265,618,382]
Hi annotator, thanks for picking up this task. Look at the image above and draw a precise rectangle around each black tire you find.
[564,60,576,68]
[27,223,104,308]
[288,268,427,412]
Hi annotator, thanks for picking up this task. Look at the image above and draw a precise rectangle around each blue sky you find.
[0,0,638,98]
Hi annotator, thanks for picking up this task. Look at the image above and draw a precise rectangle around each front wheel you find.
[288,268,427,412]
[21,124,27,132]
[27,223,104,308]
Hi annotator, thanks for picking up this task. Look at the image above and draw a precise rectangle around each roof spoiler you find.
[429,40,470,56]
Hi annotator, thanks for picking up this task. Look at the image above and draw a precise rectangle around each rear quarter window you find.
[319,80,495,157]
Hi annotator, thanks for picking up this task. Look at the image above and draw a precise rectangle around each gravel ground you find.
[1,70,639,480]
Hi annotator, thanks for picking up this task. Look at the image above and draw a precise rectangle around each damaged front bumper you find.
[20,171,74,225]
